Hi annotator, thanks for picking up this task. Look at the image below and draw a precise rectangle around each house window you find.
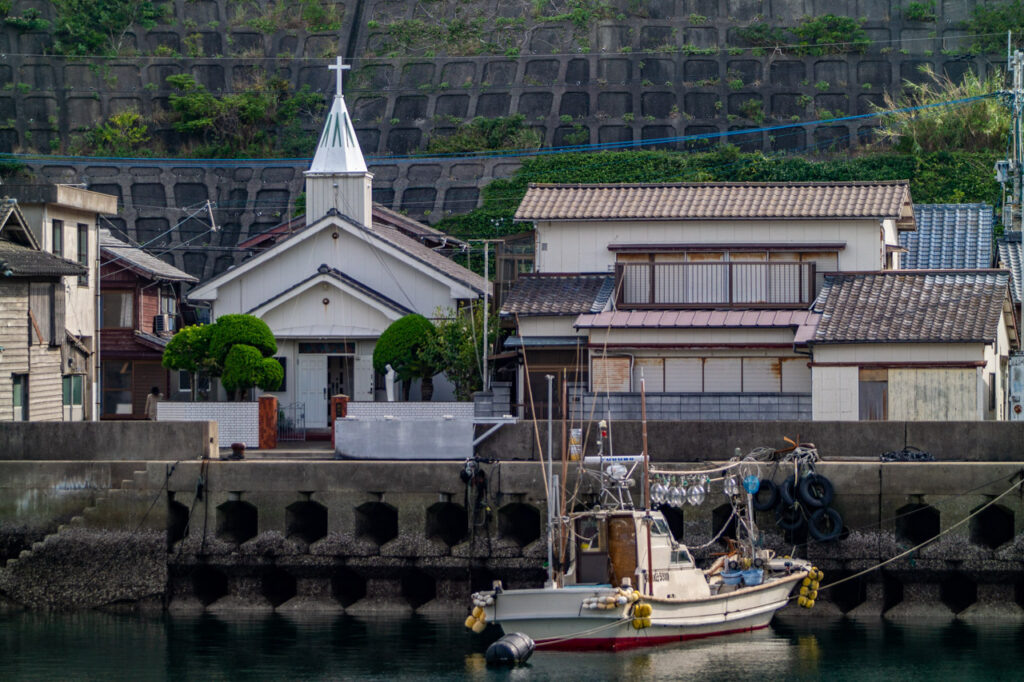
[159,290,177,316]
[101,291,134,328]
[859,368,888,420]
[76,224,89,286]
[28,282,62,346]
[178,370,211,395]
[62,374,84,421]
[12,374,28,421]
[51,219,63,256]
[103,361,134,415]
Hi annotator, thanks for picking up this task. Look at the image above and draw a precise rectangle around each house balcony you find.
[615,262,816,309]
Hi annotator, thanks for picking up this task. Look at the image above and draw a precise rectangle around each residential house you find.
[0,198,88,421]
[503,181,1016,421]
[188,61,489,428]
[0,185,118,420]
[808,270,1016,421]
[98,229,198,418]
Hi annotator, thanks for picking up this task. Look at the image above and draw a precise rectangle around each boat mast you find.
[641,377,650,510]
[545,374,555,587]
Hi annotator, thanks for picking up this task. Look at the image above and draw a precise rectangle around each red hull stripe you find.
[536,623,770,652]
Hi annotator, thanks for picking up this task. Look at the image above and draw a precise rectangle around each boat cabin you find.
[568,510,710,600]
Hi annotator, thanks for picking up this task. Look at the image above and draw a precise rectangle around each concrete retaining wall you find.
[478,420,1024,462]
[0,421,217,460]
[4,1,993,283]
[158,402,256,447]
[334,417,474,459]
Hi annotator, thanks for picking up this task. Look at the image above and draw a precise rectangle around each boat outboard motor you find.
[485,632,535,667]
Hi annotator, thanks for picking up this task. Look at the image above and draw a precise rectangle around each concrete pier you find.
[2,455,1024,618]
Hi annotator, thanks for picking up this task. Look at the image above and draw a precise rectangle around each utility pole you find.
[1000,32,1024,422]
[470,237,503,392]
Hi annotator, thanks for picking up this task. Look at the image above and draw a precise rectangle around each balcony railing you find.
[615,261,816,308]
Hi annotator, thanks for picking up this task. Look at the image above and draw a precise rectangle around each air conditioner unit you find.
[154,314,175,333]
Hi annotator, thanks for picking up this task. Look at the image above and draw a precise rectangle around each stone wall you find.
[2,0,997,282]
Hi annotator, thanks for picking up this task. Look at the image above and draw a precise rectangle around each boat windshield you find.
[651,519,670,536]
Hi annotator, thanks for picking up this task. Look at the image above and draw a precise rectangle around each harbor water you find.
[1,610,1021,680]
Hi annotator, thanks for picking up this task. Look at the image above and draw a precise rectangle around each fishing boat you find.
[464,384,820,652]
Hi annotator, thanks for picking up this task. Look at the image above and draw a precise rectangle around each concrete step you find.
[31,541,43,552]
[18,549,31,560]
[132,471,149,490]
[69,516,85,527]
[121,479,135,490]
[5,559,17,570]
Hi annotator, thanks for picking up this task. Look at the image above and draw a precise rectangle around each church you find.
[188,58,489,427]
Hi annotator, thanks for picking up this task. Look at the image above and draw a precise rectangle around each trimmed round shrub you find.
[372,314,437,380]
[222,345,283,393]
[209,314,277,364]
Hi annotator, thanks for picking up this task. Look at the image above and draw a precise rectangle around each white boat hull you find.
[483,573,804,651]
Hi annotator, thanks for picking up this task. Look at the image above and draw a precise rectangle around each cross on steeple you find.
[328,56,350,99]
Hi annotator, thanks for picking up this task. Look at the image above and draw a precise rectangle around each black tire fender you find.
[779,475,798,506]
[808,507,843,542]
[798,473,835,509]
[752,479,780,511]
[774,503,805,531]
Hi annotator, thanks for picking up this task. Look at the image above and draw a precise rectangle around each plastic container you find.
[741,569,764,586]
[721,570,742,585]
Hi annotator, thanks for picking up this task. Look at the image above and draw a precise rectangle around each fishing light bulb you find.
[668,486,684,508]
[724,476,739,496]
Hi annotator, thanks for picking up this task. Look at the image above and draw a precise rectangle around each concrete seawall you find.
[2,457,1023,620]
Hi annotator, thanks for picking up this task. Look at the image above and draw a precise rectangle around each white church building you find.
[189,58,489,427]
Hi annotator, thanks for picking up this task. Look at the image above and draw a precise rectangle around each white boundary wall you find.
[345,401,474,420]
[158,402,259,447]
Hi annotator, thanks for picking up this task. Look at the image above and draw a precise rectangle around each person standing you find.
[145,386,162,420]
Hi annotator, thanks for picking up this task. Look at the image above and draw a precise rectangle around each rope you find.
[812,473,1024,597]
[534,616,633,646]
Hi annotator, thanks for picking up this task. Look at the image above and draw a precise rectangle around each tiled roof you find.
[0,239,87,277]
[100,229,198,282]
[996,234,1022,302]
[501,274,613,316]
[899,204,994,269]
[812,270,1010,344]
[575,309,815,329]
[514,181,912,222]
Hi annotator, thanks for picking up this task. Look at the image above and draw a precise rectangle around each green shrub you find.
[964,1,1024,53]
[221,345,283,394]
[52,0,163,56]
[426,114,542,154]
[792,14,869,55]
[209,314,277,366]
[903,1,936,22]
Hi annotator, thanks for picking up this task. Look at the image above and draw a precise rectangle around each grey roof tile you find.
[501,274,613,316]
[812,270,1010,344]
[100,229,198,282]
[997,234,1022,302]
[899,203,994,269]
[0,240,87,277]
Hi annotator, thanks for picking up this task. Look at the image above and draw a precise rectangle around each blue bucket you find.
[721,570,742,585]
[741,569,763,586]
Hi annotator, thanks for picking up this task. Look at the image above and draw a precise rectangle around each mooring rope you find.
[811,473,1024,598]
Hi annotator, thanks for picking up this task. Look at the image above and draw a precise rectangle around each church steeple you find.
[305,56,373,227]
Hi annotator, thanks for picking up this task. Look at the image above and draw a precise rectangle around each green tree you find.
[424,305,498,401]
[372,314,440,401]
[161,324,215,400]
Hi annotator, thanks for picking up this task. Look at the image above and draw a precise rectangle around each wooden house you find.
[98,229,197,418]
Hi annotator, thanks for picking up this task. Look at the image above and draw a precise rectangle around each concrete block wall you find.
[570,391,813,421]
[3,1,995,283]
[157,401,258,447]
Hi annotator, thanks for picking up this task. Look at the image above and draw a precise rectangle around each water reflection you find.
[0,610,1022,681]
